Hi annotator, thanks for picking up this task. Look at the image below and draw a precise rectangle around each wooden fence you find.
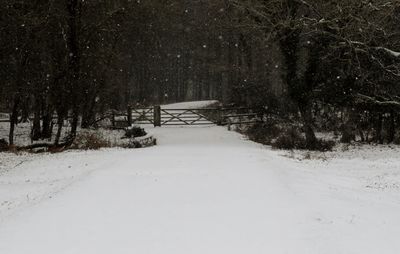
[0,113,9,123]
[1,107,263,129]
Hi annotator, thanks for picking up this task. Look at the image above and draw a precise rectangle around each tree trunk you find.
[9,95,20,146]
[340,109,356,143]
[374,113,383,144]
[66,0,81,137]
[20,97,30,123]
[42,108,53,140]
[387,111,395,143]
[70,108,79,137]
[54,113,64,145]
[298,102,317,149]
[31,95,42,141]
[81,95,96,128]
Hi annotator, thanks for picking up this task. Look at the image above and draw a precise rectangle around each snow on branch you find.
[356,93,400,107]
[376,47,400,58]
[349,41,400,58]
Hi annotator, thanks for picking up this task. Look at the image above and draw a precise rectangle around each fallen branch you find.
[16,139,74,152]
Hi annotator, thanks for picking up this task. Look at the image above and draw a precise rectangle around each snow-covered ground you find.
[0,101,400,254]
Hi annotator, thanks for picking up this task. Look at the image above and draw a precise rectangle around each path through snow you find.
[0,102,400,253]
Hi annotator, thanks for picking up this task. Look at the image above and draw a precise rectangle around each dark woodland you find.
[1,0,400,149]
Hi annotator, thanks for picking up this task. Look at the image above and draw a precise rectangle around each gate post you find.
[153,105,161,127]
[127,105,132,126]
[217,107,223,126]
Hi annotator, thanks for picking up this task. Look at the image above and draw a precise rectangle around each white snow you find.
[0,150,119,219]
[161,100,219,109]
[0,101,400,254]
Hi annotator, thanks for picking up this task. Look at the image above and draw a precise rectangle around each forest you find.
[1,0,400,149]
[2,2,400,251]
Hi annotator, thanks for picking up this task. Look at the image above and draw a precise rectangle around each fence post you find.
[227,118,232,131]
[217,107,223,126]
[127,105,132,126]
[111,111,116,128]
[153,105,161,127]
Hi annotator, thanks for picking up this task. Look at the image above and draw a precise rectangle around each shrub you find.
[0,138,9,152]
[122,136,157,149]
[241,117,336,151]
[314,139,335,152]
[272,127,306,150]
[271,127,335,151]
[272,127,336,152]
[394,131,400,145]
[243,123,279,145]
[340,125,356,143]
[71,131,111,150]
[124,126,147,138]
[242,119,294,145]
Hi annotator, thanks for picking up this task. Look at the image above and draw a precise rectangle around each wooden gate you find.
[160,108,216,126]
[131,108,155,125]
[111,106,263,128]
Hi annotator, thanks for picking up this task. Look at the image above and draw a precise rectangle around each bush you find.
[124,126,147,138]
[242,120,293,145]
[313,139,335,152]
[241,117,336,151]
[123,139,142,148]
[122,136,157,149]
[71,131,111,150]
[272,127,306,150]
[394,131,400,145]
[340,125,356,143]
[272,129,335,151]
[0,138,9,152]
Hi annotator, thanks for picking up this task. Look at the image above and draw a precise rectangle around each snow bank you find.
[280,143,400,192]
[0,149,125,220]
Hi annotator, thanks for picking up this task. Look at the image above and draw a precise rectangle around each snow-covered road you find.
[1,125,400,253]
